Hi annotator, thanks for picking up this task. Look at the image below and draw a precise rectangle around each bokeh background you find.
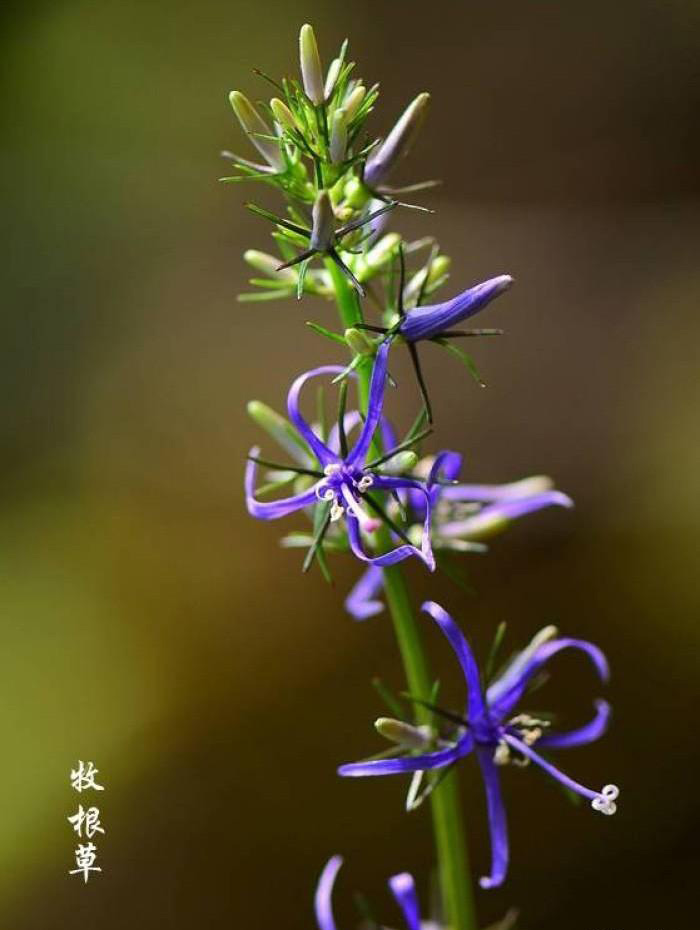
[2,0,699,927]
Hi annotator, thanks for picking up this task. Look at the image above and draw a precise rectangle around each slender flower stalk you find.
[228,23,618,930]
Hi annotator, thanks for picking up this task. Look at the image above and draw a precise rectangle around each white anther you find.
[324,463,342,476]
[493,742,511,766]
[330,501,345,522]
[357,474,374,492]
[591,783,620,816]
[315,484,336,502]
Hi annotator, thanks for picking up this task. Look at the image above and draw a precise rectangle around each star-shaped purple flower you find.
[246,342,436,569]
[338,601,618,889]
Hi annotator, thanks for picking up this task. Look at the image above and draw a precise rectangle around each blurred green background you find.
[2,0,699,927]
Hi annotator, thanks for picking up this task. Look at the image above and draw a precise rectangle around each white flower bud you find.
[299,24,324,105]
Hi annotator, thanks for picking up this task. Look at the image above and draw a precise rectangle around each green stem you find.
[327,259,478,930]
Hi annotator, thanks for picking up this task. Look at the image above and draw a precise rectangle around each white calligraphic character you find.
[70,760,104,793]
[69,843,102,883]
[68,805,105,839]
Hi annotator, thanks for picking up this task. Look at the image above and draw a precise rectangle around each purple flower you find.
[338,601,618,888]
[364,93,431,189]
[398,275,513,343]
[345,455,572,621]
[246,342,436,570]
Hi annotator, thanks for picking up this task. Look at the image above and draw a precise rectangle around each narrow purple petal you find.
[346,511,433,569]
[421,601,487,721]
[538,699,611,749]
[346,341,390,466]
[503,733,599,802]
[380,416,399,454]
[489,637,610,719]
[476,747,509,889]
[429,450,463,484]
[388,872,421,930]
[245,448,322,519]
[344,566,385,621]
[287,366,344,467]
[399,275,513,343]
[439,491,573,539]
[314,855,342,930]
[338,741,467,777]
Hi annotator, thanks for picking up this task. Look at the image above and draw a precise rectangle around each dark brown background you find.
[1,0,698,927]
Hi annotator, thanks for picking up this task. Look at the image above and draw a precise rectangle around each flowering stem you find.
[327,259,478,930]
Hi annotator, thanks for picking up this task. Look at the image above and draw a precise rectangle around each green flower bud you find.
[343,176,370,210]
[344,327,375,357]
[228,91,283,172]
[299,24,324,105]
[329,107,348,165]
[375,717,433,749]
[343,84,366,122]
[243,249,294,281]
[365,233,401,270]
[247,401,309,461]
[270,97,297,133]
[428,254,451,283]
[376,450,419,475]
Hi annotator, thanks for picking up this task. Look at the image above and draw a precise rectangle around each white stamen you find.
[324,463,342,476]
[315,484,335,502]
[357,474,373,492]
[330,501,345,522]
[591,783,620,815]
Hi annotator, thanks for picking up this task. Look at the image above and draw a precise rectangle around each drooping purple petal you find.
[287,366,344,467]
[538,699,611,750]
[245,448,322,519]
[380,416,399,454]
[476,747,509,889]
[369,474,436,571]
[439,491,573,540]
[489,637,610,720]
[346,511,432,569]
[388,872,421,930]
[429,450,463,484]
[338,740,468,777]
[314,855,343,930]
[421,601,487,721]
[344,566,385,621]
[399,275,513,343]
[346,341,390,467]
[503,733,600,802]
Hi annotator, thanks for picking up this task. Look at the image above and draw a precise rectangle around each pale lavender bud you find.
[229,90,284,172]
[329,107,348,164]
[364,92,430,186]
[310,190,335,251]
[299,24,324,105]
